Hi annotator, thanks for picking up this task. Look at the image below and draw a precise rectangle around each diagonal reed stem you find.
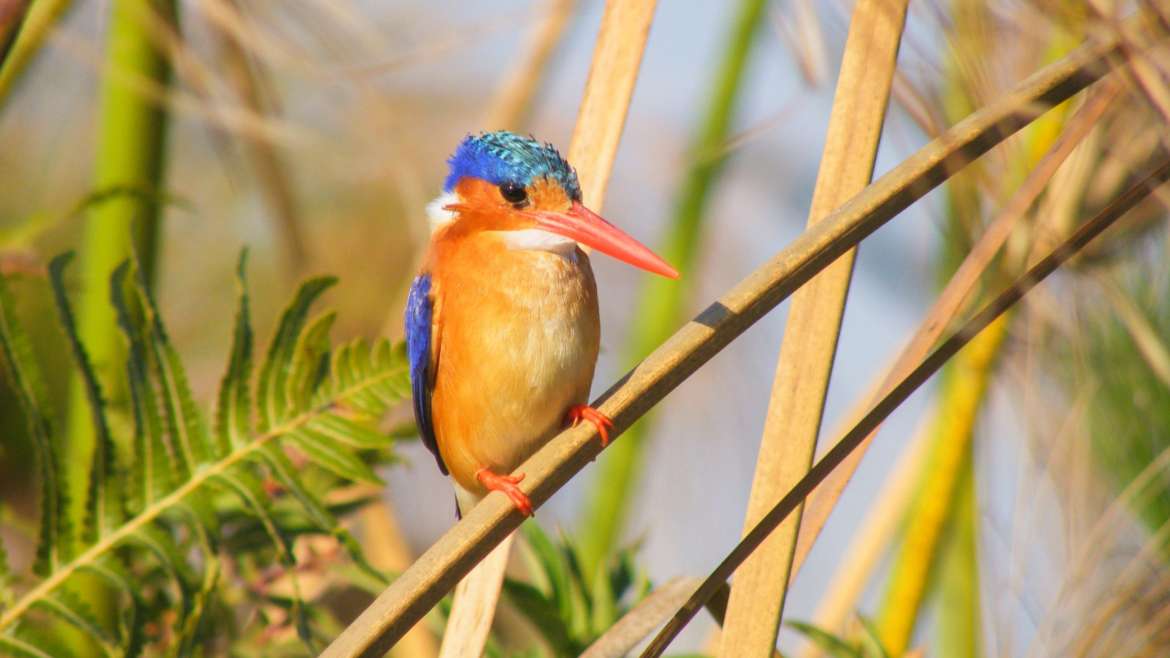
[318,12,1163,658]
[639,157,1170,658]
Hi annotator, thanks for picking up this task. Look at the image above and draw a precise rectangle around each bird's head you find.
[429,131,678,279]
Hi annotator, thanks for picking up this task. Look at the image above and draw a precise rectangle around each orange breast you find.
[426,228,600,497]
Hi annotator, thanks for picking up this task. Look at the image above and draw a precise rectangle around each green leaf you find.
[215,249,253,455]
[0,269,68,575]
[33,588,116,650]
[306,414,395,450]
[0,634,58,658]
[520,523,575,629]
[211,469,295,567]
[129,525,197,620]
[787,621,866,658]
[48,253,123,546]
[253,445,386,584]
[174,547,219,658]
[284,429,381,484]
[856,615,892,658]
[257,276,337,431]
[111,261,176,505]
[502,578,574,657]
[134,261,213,470]
[286,311,335,414]
[79,560,145,658]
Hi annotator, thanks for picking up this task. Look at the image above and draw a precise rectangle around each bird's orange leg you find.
[476,468,534,517]
[566,404,615,447]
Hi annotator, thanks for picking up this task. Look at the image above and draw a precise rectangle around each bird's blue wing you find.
[405,275,447,475]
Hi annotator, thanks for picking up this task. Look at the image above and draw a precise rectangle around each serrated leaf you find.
[0,270,67,576]
[211,469,295,567]
[129,525,197,621]
[215,249,253,455]
[79,560,145,658]
[284,429,381,484]
[258,277,337,431]
[0,634,57,658]
[33,589,116,651]
[111,262,177,504]
[48,253,123,546]
[173,547,219,658]
[306,414,394,450]
[133,262,213,470]
[286,311,335,414]
[253,445,386,584]
[210,467,315,650]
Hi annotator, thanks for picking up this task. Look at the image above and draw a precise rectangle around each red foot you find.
[476,468,534,517]
[566,404,615,447]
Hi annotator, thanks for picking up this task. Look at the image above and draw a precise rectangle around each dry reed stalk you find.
[0,0,30,68]
[436,534,515,658]
[719,0,907,655]
[566,0,658,212]
[795,422,931,658]
[789,74,1124,575]
[357,499,440,658]
[875,315,1008,654]
[579,577,704,658]
[318,16,1154,658]
[640,156,1170,658]
[0,0,71,108]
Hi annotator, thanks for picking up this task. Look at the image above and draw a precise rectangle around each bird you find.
[405,131,678,518]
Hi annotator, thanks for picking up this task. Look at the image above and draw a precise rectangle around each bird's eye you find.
[499,182,528,205]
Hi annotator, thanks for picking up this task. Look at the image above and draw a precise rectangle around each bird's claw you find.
[566,404,614,447]
[476,468,534,517]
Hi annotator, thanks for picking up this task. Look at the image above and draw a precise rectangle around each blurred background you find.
[1,0,1169,656]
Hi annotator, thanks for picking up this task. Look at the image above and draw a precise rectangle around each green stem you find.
[876,315,1006,655]
[934,451,981,658]
[576,0,768,583]
[65,0,177,554]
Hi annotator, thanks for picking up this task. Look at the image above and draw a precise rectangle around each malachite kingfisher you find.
[406,131,679,518]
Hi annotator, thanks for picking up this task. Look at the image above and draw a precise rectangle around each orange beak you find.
[529,201,679,279]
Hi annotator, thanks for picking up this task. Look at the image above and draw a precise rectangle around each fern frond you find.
[252,445,387,583]
[111,261,176,506]
[0,258,407,654]
[0,270,68,576]
[257,276,337,431]
[215,250,253,455]
[0,633,57,658]
[32,589,116,654]
[287,311,336,413]
[48,254,123,547]
[79,560,145,658]
[285,429,382,485]
[129,525,198,620]
[134,260,213,470]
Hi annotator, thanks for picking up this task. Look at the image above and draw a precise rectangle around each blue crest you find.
[443,131,582,200]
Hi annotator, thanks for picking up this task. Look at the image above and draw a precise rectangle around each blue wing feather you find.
[405,275,447,475]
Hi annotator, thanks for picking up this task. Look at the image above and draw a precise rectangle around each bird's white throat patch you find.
[425,191,459,232]
[503,228,578,258]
